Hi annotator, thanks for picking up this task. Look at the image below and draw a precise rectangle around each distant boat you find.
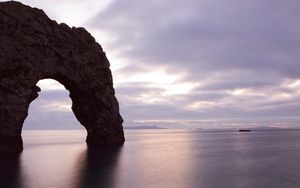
[238,129,251,132]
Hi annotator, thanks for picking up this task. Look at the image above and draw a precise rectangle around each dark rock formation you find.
[0,1,125,152]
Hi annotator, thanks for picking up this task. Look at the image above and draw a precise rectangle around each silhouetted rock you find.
[0,1,124,152]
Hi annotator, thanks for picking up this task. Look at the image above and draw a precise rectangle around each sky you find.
[7,0,300,129]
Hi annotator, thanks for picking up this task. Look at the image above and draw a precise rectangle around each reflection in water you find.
[2,130,300,188]
[74,144,123,188]
[5,131,124,188]
[0,144,123,188]
[0,153,23,188]
[115,130,193,188]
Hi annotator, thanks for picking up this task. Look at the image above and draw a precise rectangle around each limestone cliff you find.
[0,1,125,152]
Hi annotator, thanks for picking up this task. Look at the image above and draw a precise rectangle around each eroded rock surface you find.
[0,1,124,152]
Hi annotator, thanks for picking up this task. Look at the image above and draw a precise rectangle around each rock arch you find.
[0,1,125,152]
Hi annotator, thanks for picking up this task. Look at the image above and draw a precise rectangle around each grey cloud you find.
[120,102,201,120]
[116,83,164,96]
[89,0,300,78]
[20,0,300,129]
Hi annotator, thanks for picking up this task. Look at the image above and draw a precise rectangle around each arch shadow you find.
[74,144,124,188]
[0,153,24,188]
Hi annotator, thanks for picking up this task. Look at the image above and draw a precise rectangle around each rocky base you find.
[0,135,23,153]
[86,127,125,145]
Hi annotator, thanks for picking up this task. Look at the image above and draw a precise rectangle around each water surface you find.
[1,130,300,188]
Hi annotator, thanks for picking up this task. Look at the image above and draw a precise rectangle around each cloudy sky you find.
[10,0,300,129]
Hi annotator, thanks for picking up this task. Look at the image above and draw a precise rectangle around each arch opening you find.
[23,79,83,130]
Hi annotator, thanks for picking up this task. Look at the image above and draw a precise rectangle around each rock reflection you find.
[74,144,123,188]
[0,153,23,188]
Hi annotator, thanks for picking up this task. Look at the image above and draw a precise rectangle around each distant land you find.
[124,125,167,130]
[196,126,300,132]
[251,126,300,131]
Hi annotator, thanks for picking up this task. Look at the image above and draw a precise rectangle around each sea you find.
[1,129,300,188]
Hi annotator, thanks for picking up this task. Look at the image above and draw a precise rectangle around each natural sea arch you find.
[0,2,124,152]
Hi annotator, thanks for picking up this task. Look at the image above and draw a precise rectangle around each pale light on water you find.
[1,130,300,188]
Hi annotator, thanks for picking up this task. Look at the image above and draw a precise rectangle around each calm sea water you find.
[1,129,300,188]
